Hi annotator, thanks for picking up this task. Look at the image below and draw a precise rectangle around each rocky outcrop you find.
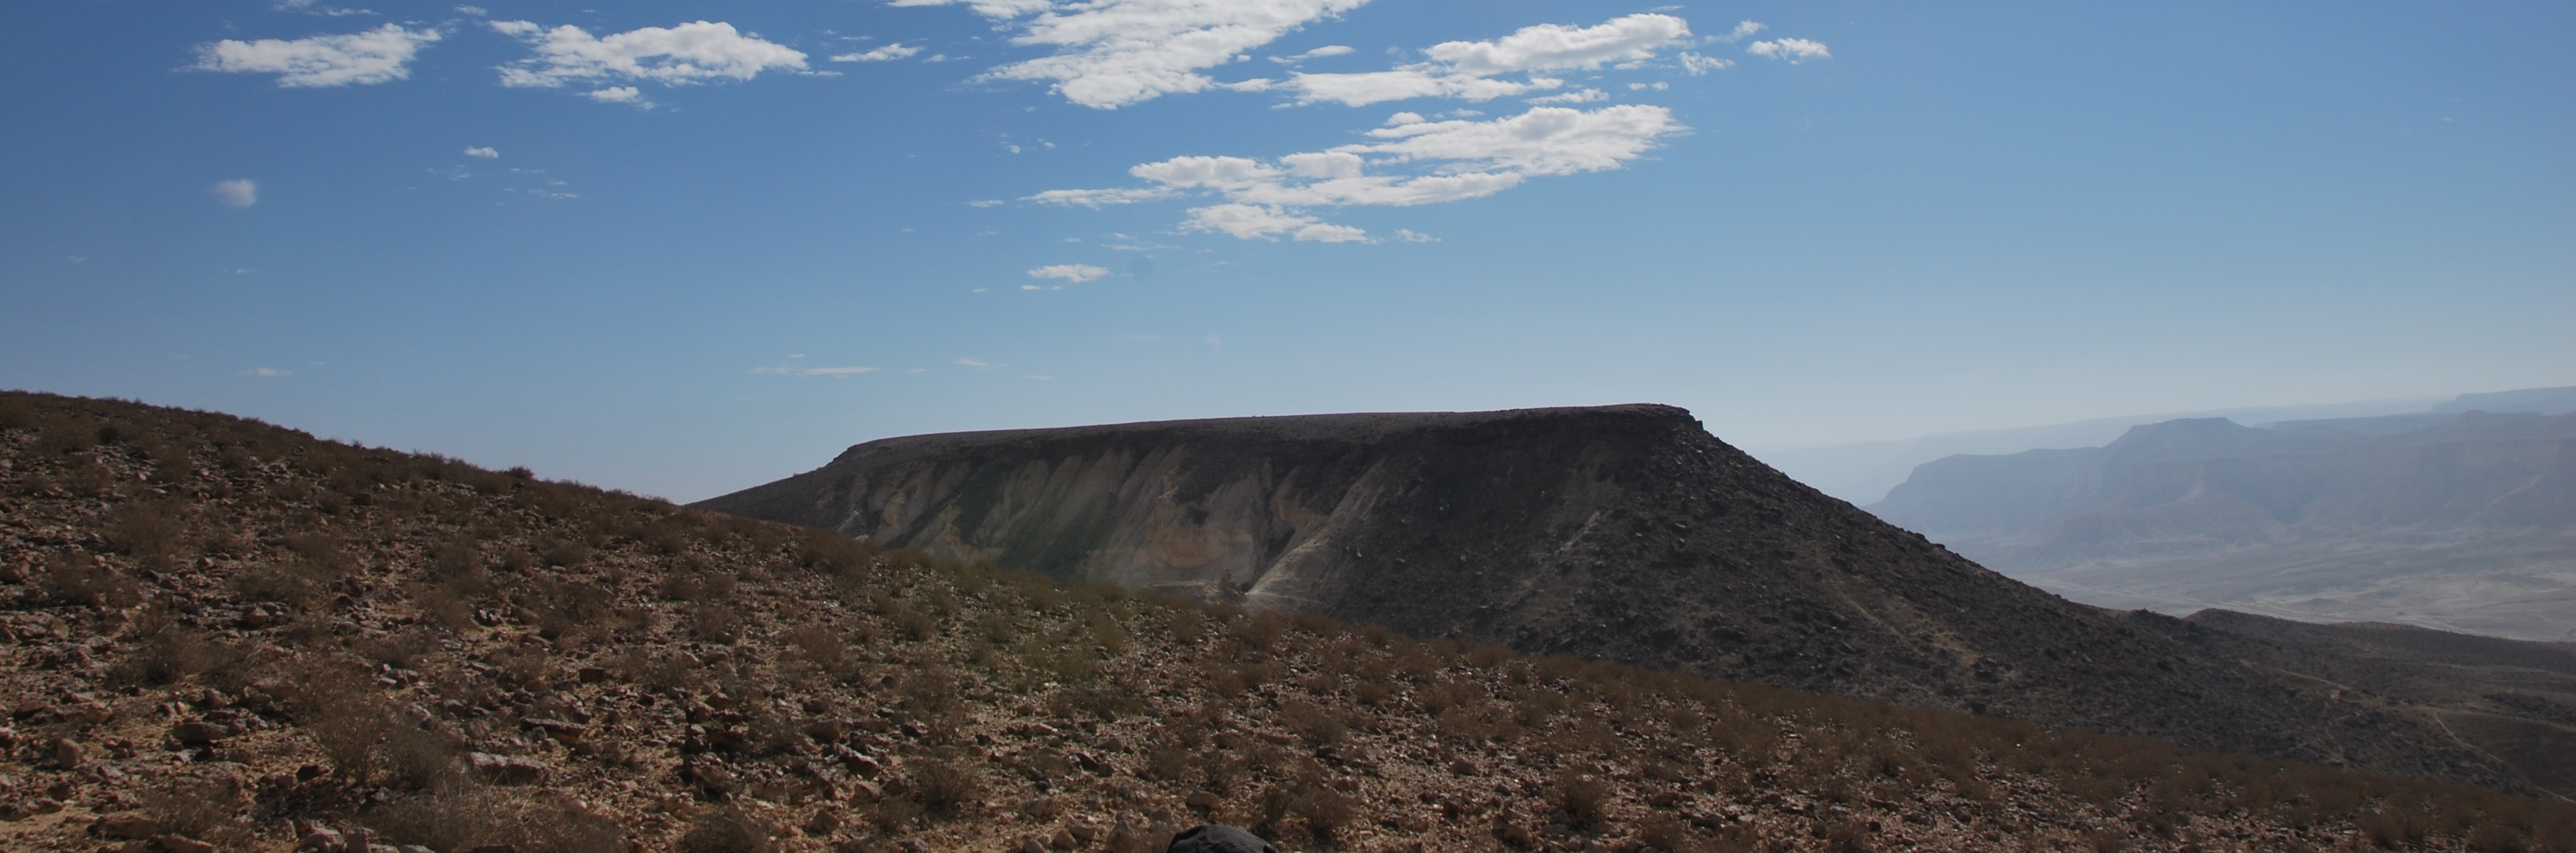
[697,405,2531,790]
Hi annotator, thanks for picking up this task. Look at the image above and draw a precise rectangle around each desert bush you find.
[908,759,984,820]
[692,603,741,643]
[0,395,35,430]
[1552,768,1610,828]
[114,607,238,686]
[370,789,625,853]
[43,550,138,607]
[108,500,188,560]
[1282,699,1346,747]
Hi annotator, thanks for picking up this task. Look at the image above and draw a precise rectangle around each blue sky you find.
[3,0,2569,500]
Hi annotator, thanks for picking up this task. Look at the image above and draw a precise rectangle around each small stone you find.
[1020,839,1048,853]
[577,666,607,683]
[155,834,217,853]
[1068,822,1102,843]
[1185,790,1221,810]
[468,846,520,853]
[1049,829,1077,850]
[51,738,84,769]
[847,780,883,802]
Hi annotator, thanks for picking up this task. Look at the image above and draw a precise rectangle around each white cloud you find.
[1526,88,1604,105]
[211,179,258,208]
[1035,104,1680,241]
[754,365,881,377]
[833,43,922,62]
[1746,37,1830,63]
[1721,21,1765,42]
[490,20,808,88]
[1423,13,1690,75]
[1285,13,1688,107]
[1181,204,1370,242]
[904,0,1373,108]
[463,146,498,158]
[1271,44,1354,63]
[1022,186,1177,207]
[1679,51,1732,73]
[968,199,1006,207]
[586,86,648,105]
[956,357,1002,369]
[1028,263,1110,283]
[456,5,487,15]
[193,23,440,88]
[1394,228,1438,242]
[241,367,291,377]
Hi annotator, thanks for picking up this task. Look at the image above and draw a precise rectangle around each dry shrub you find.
[1638,814,1698,853]
[676,807,776,853]
[1282,699,1346,747]
[370,788,625,853]
[785,624,849,671]
[114,607,240,687]
[43,550,138,607]
[1167,606,1207,644]
[0,394,35,430]
[692,603,741,643]
[107,500,188,562]
[907,759,984,820]
[1551,768,1610,829]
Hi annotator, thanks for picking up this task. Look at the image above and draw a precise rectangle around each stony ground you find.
[0,391,2569,853]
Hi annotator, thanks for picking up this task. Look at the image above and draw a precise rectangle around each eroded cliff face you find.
[696,405,2535,792]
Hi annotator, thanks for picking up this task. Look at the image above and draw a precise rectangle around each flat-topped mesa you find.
[704,403,1703,611]
[696,404,2523,791]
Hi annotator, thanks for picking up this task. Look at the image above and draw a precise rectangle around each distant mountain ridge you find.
[1870,409,2576,641]
[1759,385,2576,504]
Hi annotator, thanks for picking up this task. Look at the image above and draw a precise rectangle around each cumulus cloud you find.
[1272,44,1354,63]
[211,179,259,208]
[1036,104,1680,242]
[833,43,922,62]
[1678,52,1731,73]
[1721,21,1765,42]
[1526,88,1604,105]
[463,146,498,158]
[490,19,808,88]
[1028,263,1110,283]
[900,0,1373,108]
[192,23,440,88]
[1022,186,1177,208]
[1285,13,1689,107]
[1746,37,1830,63]
[585,86,648,105]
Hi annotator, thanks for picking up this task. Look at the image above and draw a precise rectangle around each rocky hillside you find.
[696,406,2531,793]
[4,391,2572,852]
[1868,412,2576,641]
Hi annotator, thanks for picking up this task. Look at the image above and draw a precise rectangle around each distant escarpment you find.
[698,405,2535,792]
[1869,411,2576,641]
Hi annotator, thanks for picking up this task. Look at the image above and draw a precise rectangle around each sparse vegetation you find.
[0,390,2568,852]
